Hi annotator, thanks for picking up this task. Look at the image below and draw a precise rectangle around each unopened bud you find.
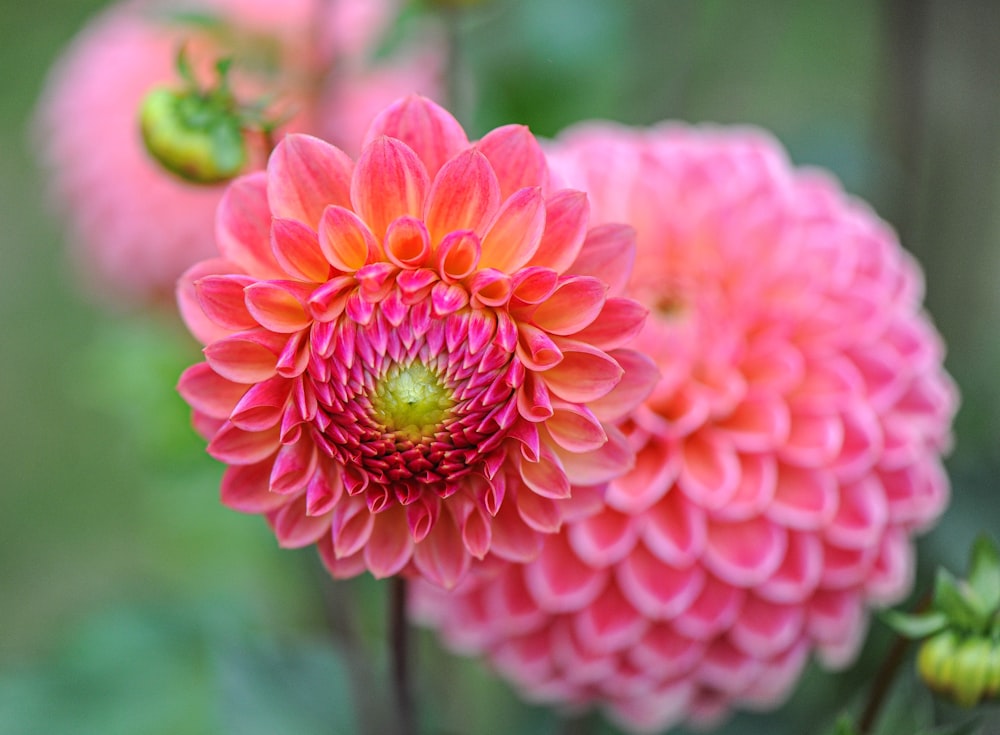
[917,631,1000,707]
[139,86,246,184]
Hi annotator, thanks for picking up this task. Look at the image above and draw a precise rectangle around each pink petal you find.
[524,533,608,612]
[518,445,571,500]
[413,510,470,588]
[364,505,414,578]
[269,439,318,495]
[587,348,659,422]
[270,218,330,283]
[221,460,290,513]
[318,205,380,272]
[710,453,777,522]
[351,137,430,240]
[628,627,705,678]
[331,495,375,558]
[195,275,258,331]
[305,462,344,517]
[516,323,563,372]
[267,134,354,228]
[615,543,706,620]
[542,341,623,403]
[640,487,707,567]
[207,423,280,465]
[728,595,804,658]
[516,488,563,533]
[269,495,331,548]
[203,330,285,384]
[531,276,607,335]
[461,504,492,559]
[229,375,291,431]
[528,190,589,273]
[567,507,638,566]
[424,149,501,242]
[569,298,648,351]
[779,409,844,467]
[756,531,824,604]
[364,95,469,178]
[480,187,546,273]
[178,259,246,345]
[715,393,790,452]
[826,475,888,549]
[677,432,741,510]
[244,281,314,333]
[572,581,648,655]
[566,223,635,296]
[490,500,544,562]
[434,230,481,282]
[546,402,607,453]
[177,363,248,419]
[475,124,548,198]
[672,575,745,640]
[703,516,787,588]
[606,435,681,514]
[553,424,634,486]
[766,463,839,530]
[216,172,284,279]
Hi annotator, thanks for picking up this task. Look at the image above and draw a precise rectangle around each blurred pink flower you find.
[414,123,958,731]
[36,0,442,308]
[176,97,656,588]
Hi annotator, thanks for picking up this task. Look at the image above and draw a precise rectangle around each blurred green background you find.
[2,0,1000,733]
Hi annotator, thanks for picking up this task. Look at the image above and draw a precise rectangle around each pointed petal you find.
[475,124,548,198]
[244,281,314,333]
[528,189,589,272]
[207,423,279,465]
[413,510,470,588]
[331,495,375,558]
[269,494,331,548]
[271,218,330,283]
[318,205,380,272]
[546,402,607,453]
[216,172,283,278]
[364,505,414,578]
[570,298,648,351]
[229,375,291,430]
[221,460,289,513]
[269,439,318,495]
[203,330,285,384]
[424,149,501,243]
[479,187,546,273]
[267,134,353,227]
[364,95,469,178]
[532,276,607,336]
[566,223,636,295]
[516,489,563,533]
[178,258,247,345]
[195,275,257,331]
[177,363,248,419]
[542,341,623,403]
[587,349,659,422]
[553,423,634,485]
[351,137,430,240]
[519,446,571,500]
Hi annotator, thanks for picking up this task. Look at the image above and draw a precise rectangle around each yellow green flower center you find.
[369,362,455,441]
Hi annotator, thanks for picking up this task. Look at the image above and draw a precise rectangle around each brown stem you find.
[391,576,416,735]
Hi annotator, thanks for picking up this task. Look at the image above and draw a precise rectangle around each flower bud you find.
[917,629,959,696]
[952,636,993,707]
[139,86,246,184]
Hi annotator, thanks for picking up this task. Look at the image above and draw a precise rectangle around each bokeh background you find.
[2,0,999,733]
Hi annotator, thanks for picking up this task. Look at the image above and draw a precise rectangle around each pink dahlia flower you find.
[36,0,442,307]
[176,97,657,588]
[414,123,958,731]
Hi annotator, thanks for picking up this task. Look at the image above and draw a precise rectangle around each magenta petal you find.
[351,137,430,240]
[364,95,469,178]
[216,172,284,279]
[269,439,318,495]
[267,134,353,228]
[524,534,608,613]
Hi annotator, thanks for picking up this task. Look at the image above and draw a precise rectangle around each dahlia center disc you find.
[369,362,455,442]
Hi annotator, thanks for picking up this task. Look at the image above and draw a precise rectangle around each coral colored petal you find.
[424,149,501,242]
[178,258,247,345]
[269,439,318,495]
[351,137,430,240]
[204,331,283,384]
[678,432,741,510]
[528,189,589,273]
[267,134,354,228]
[532,277,607,336]
[195,275,257,331]
[177,363,247,420]
[543,341,623,403]
[475,124,548,198]
[572,581,648,655]
[244,281,314,333]
[616,544,705,620]
[553,424,634,486]
[516,488,563,533]
[524,534,608,613]
[479,187,546,273]
[518,447,570,500]
[364,505,415,578]
[221,460,289,514]
[434,230,481,282]
[606,435,681,514]
[270,218,330,283]
[318,205,380,272]
[766,463,839,530]
[216,172,284,279]
[570,298,648,351]
[566,223,636,296]
[546,403,607,453]
[331,496,375,558]
[710,453,777,522]
[364,95,468,178]
[703,516,788,588]
[229,375,291,431]
[588,349,659,423]
[269,495,331,548]
[413,510,470,588]
[384,216,431,268]
[728,595,804,658]
[715,393,790,452]
[490,501,544,562]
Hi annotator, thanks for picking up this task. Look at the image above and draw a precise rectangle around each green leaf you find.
[966,534,1000,615]
[934,568,988,632]
[882,609,950,639]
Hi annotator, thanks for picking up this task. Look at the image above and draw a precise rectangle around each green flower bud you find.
[917,629,960,695]
[986,641,1000,699]
[952,635,993,707]
[139,86,247,184]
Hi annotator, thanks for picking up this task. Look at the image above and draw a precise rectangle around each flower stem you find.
[391,576,416,735]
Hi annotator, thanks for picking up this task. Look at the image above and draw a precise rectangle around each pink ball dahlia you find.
[176,97,657,588]
[36,0,441,307]
[413,123,958,731]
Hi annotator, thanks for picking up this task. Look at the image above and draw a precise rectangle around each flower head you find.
[35,0,442,307]
[414,124,958,730]
[177,97,655,588]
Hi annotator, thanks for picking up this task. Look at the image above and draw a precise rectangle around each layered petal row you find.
[413,123,958,731]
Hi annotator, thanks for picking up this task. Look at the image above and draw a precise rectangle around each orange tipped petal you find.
[318,205,380,272]
[475,124,549,198]
[529,189,589,272]
[271,218,330,283]
[424,149,501,242]
[364,95,468,178]
[267,134,354,228]
[216,173,284,279]
[479,187,546,273]
[351,136,429,240]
